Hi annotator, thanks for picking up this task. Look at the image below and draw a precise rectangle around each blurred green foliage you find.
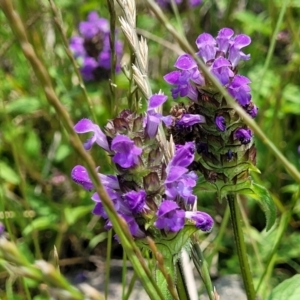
[0,0,300,298]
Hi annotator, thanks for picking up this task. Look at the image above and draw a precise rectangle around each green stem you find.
[175,261,190,300]
[227,194,255,300]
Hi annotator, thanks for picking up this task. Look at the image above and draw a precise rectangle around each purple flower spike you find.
[196,33,217,63]
[177,114,206,127]
[211,57,234,85]
[124,190,146,214]
[71,165,94,190]
[111,135,142,168]
[155,200,185,232]
[216,28,234,53]
[228,34,251,68]
[185,211,214,232]
[74,119,110,151]
[235,128,252,144]
[227,75,251,106]
[215,116,226,131]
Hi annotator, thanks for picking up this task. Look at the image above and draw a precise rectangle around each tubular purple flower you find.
[216,28,234,53]
[228,34,251,68]
[177,114,206,127]
[111,135,142,168]
[69,36,86,58]
[155,201,185,232]
[74,119,110,151]
[71,165,94,190]
[174,54,197,70]
[145,94,170,138]
[169,142,196,168]
[211,57,235,85]
[215,115,226,131]
[245,102,258,118]
[120,214,146,238]
[92,191,122,219]
[124,190,147,214]
[81,57,98,81]
[234,128,253,144]
[185,211,214,232]
[196,33,217,63]
[79,11,110,39]
[227,75,252,106]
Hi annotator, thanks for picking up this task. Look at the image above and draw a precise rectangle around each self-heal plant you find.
[69,11,123,81]
[164,26,276,299]
[72,94,213,240]
[164,28,264,200]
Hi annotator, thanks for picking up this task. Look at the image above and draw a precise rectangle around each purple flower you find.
[177,114,206,127]
[74,119,110,151]
[216,28,234,53]
[185,211,214,232]
[189,0,202,6]
[244,102,258,118]
[211,57,234,85]
[80,57,98,81]
[71,165,120,192]
[79,11,110,39]
[215,116,226,131]
[145,94,170,138]
[235,128,252,144]
[71,165,94,190]
[111,135,142,168]
[169,142,196,168]
[228,34,251,68]
[164,71,198,100]
[120,214,145,238]
[155,201,185,232]
[165,142,198,205]
[196,33,217,63]
[124,190,147,214]
[69,36,86,58]
[227,75,251,106]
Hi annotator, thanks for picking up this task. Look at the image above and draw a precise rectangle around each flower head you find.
[70,11,123,81]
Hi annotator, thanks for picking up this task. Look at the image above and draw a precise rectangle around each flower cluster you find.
[164,28,257,193]
[69,11,123,81]
[72,94,213,238]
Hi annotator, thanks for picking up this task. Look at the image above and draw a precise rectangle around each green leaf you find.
[88,232,108,250]
[0,161,20,184]
[268,275,300,300]
[5,96,42,114]
[23,216,59,236]
[64,205,93,226]
[250,183,276,231]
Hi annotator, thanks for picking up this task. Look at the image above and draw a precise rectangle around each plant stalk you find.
[227,194,256,300]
